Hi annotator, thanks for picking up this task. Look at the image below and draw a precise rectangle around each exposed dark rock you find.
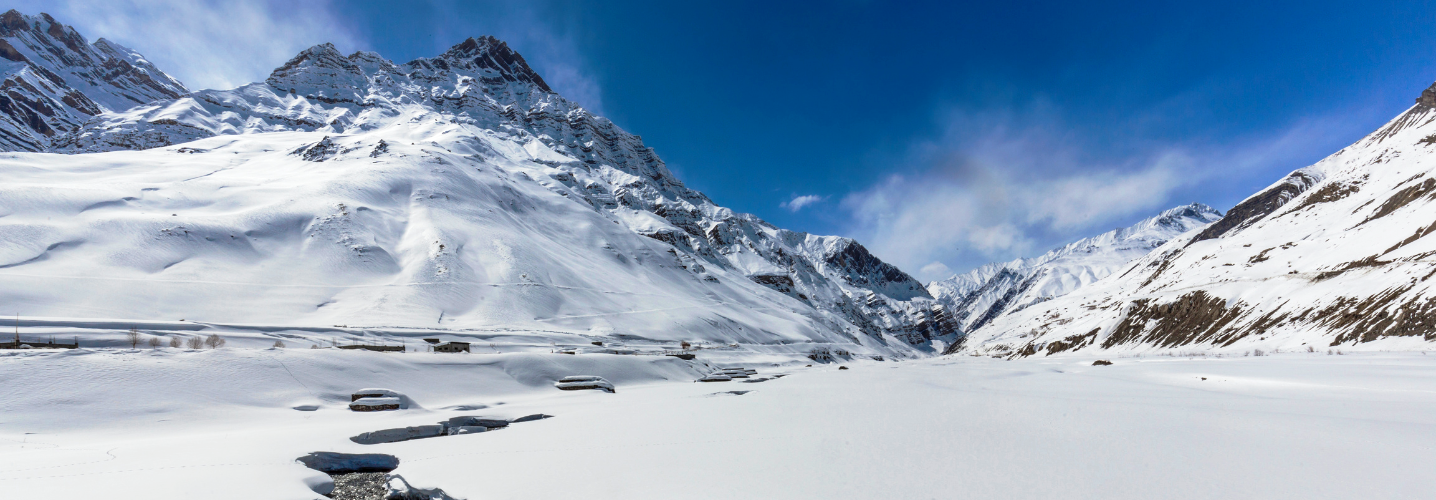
[1283,180,1361,215]
[329,472,388,500]
[1189,171,1320,245]
[749,273,797,294]
[411,36,551,93]
[1043,329,1099,356]
[1313,285,1436,345]
[447,416,507,429]
[296,136,340,162]
[1092,360,1113,366]
[711,390,751,396]
[1313,255,1388,281]
[822,240,930,300]
[297,452,399,474]
[1417,81,1436,108]
[511,413,553,423]
[1361,177,1436,224]
[0,11,186,151]
[1102,291,1245,348]
[350,425,444,445]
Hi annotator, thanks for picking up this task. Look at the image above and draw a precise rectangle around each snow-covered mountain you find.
[928,203,1222,336]
[959,83,1436,357]
[0,11,186,151]
[0,18,956,354]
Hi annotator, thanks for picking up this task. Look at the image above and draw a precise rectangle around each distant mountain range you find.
[958,83,1436,356]
[4,10,1432,356]
[928,203,1223,337]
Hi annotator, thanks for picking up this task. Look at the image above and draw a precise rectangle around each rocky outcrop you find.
[1416,81,1436,108]
[0,10,186,151]
[1188,171,1319,245]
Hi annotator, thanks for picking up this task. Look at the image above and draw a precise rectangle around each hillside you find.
[928,203,1222,334]
[0,10,186,151]
[959,82,1436,357]
[0,24,956,355]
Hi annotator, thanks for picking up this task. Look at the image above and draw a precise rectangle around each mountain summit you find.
[0,10,186,151]
[0,17,957,356]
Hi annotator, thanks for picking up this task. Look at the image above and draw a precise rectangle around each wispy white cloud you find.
[19,0,360,90]
[781,194,824,212]
[839,102,1350,282]
[918,261,952,279]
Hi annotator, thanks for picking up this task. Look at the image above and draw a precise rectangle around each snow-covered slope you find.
[961,83,1436,357]
[4,349,1433,499]
[929,203,1222,334]
[0,33,955,354]
[0,11,187,151]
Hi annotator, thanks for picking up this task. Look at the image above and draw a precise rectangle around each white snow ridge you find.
[2,35,956,355]
[2,11,1435,500]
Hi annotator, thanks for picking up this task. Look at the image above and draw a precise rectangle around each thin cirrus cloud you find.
[839,103,1356,283]
[781,194,824,212]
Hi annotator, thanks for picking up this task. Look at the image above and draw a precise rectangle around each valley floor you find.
[1,349,1432,499]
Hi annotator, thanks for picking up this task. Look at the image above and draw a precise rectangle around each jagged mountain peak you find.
[1151,202,1221,225]
[0,10,186,151]
[425,35,552,92]
[265,42,388,100]
[929,202,1223,336]
[6,21,959,355]
[1416,80,1436,108]
[1,10,77,40]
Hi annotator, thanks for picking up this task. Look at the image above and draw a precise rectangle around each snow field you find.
[1,349,1433,499]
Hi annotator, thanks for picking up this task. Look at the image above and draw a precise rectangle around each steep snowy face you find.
[962,82,1436,357]
[2,33,956,352]
[0,11,187,151]
[929,203,1222,334]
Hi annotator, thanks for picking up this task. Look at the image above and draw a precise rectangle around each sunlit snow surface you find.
[1,348,1431,499]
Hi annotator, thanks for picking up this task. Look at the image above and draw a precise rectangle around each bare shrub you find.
[147,337,162,349]
[1253,349,1266,357]
[169,337,181,348]
[186,336,204,349]
[204,334,225,349]
[272,340,286,348]
[126,327,141,349]
[310,344,320,349]
[1306,346,1315,353]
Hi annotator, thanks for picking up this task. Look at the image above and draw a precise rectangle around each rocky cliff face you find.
[929,203,1222,341]
[959,82,1436,357]
[0,10,186,151]
[1,21,956,352]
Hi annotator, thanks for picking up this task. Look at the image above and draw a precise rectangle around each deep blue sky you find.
[36,0,1436,280]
